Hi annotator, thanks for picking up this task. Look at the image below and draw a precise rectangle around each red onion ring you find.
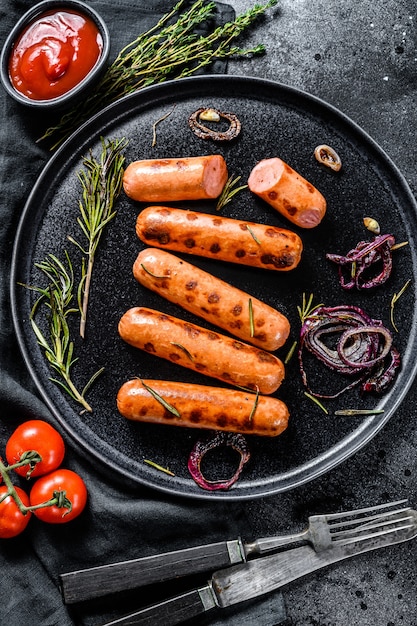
[188,431,250,491]
[298,305,400,398]
[326,234,395,290]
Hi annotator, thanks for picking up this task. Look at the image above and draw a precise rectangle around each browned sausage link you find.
[117,379,289,437]
[136,207,303,271]
[118,307,285,394]
[123,155,228,202]
[134,248,290,351]
[188,108,242,141]
[248,157,327,229]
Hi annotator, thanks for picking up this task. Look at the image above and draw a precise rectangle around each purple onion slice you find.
[298,304,400,398]
[326,234,395,290]
[188,431,250,491]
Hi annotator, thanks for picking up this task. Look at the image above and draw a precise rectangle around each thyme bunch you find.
[39,0,277,149]
[28,253,101,413]
[69,137,127,338]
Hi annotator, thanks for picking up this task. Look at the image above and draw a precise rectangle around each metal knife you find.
[99,511,417,626]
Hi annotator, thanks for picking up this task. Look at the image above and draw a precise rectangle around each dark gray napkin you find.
[0,1,287,624]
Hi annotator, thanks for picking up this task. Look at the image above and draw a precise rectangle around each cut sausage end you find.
[248,158,285,193]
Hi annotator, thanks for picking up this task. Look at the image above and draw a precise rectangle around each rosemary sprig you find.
[216,175,248,211]
[297,292,324,324]
[38,0,277,149]
[390,279,411,332]
[27,253,100,413]
[68,137,127,338]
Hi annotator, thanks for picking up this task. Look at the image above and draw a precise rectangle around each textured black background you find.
[1,1,417,624]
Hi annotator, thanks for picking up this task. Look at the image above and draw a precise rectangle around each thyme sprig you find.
[68,137,127,338]
[27,253,101,413]
[38,0,277,149]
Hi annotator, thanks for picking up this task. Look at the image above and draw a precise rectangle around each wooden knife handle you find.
[100,586,216,626]
[59,539,244,604]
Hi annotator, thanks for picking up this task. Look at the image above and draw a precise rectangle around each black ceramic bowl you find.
[0,0,110,109]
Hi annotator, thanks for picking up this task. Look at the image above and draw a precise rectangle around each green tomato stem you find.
[0,458,30,515]
[0,458,71,516]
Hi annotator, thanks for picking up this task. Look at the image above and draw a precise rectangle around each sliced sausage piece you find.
[117,379,289,437]
[136,206,303,271]
[134,248,290,351]
[118,307,285,394]
[248,157,327,228]
[123,155,228,202]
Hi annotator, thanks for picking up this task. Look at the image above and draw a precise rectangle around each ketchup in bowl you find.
[8,8,103,101]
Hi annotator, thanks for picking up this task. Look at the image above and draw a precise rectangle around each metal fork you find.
[60,499,411,605]
[247,498,411,555]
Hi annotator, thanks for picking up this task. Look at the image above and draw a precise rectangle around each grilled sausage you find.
[136,206,303,271]
[123,155,228,202]
[133,248,290,351]
[248,157,327,228]
[118,307,285,394]
[117,379,289,437]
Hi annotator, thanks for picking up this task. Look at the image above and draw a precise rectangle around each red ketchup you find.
[9,9,103,100]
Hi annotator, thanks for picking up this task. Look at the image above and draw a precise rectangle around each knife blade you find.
[99,509,417,626]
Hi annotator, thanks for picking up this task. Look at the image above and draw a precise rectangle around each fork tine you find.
[331,511,415,545]
[329,506,412,533]
[323,499,409,522]
[331,519,415,546]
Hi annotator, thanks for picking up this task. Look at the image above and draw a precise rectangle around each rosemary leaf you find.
[248,386,259,422]
[171,342,194,361]
[248,298,254,337]
[38,0,277,149]
[141,380,181,417]
[391,240,409,251]
[144,459,175,476]
[304,391,328,414]
[152,105,176,147]
[284,340,297,364]
[390,278,411,332]
[334,409,384,416]
[141,263,170,279]
[246,224,261,245]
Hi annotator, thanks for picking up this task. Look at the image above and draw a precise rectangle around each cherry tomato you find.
[6,420,65,478]
[0,486,31,538]
[29,469,87,524]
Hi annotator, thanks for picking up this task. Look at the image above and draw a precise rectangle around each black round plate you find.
[10,76,417,500]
